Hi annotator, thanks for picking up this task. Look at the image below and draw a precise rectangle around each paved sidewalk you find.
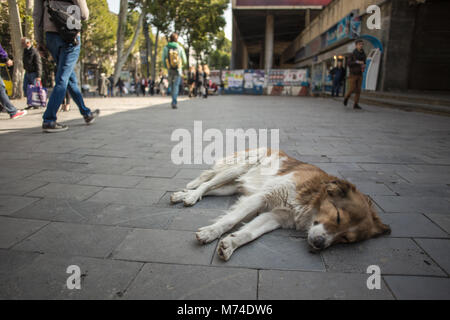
[0,95,449,299]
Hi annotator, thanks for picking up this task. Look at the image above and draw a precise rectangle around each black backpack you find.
[46,0,81,45]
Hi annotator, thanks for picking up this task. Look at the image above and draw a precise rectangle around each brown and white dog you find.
[170,148,391,261]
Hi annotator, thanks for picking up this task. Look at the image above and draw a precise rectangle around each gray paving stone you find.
[372,196,449,214]
[167,209,224,231]
[54,204,177,228]
[339,171,407,184]
[397,172,450,184]
[113,229,217,265]
[258,270,394,300]
[12,198,109,221]
[0,195,40,216]
[13,222,131,258]
[0,168,45,180]
[353,182,396,196]
[77,174,143,188]
[124,166,179,178]
[71,163,133,175]
[378,213,448,238]
[124,263,257,300]
[415,239,450,274]
[212,233,325,271]
[173,168,205,180]
[426,214,450,233]
[385,182,450,198]
[135,177,191,191]
[27,170,91,184]
[384,276,450,300]
[0,180,48,196]
[0,217,48,249]
[0,254,142,299]
[358,163,416,172]
[322,237,445,276]
[26,183,103,201]
[88,187,165,206]
[0,249,40,276]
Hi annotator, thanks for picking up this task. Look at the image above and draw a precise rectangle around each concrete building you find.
[232,0,450,93]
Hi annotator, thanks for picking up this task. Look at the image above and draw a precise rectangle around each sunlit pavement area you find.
[0,95,449,299]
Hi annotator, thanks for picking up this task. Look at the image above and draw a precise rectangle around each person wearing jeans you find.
[162,33,187,109]
[22,37,42,108]
[0,43,27,119]
[33,0,99,132]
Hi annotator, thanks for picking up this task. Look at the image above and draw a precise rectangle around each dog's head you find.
[307,179,391,251]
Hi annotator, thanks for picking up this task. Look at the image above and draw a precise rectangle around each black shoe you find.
[172,104,178,109]
[42,122,68,133]
[343,98,348,106]
[25,105,33,110]
[84,109,100,125]
[353,104,362,110]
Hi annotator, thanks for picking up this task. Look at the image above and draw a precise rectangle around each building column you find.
[264,14,274,73]
[241,43,248,70]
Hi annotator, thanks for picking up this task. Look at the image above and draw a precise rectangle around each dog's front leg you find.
[217,212,281,261]
[196,193,265,244]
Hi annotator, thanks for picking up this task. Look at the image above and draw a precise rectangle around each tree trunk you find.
[151,28,159,81]
[143,19,152,78]
[25,0,34,39]
[113,1,144,86]
[7,0,24,99]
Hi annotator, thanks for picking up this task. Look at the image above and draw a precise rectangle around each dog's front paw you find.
[183,191,201,207]
[196,225,220,244]
[217,236,235,261]
[170,190,187,204]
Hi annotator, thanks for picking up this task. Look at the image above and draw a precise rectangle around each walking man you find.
[162,33,186,109]
[330,60,345,97]
[0,43,27,119]
[344,39,366,109]
[33,0,99,132]
[22,37,42,109]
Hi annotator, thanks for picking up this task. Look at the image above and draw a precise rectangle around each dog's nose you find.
[312,236,325,249]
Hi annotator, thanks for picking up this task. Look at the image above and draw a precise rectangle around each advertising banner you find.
[268,69,308,86]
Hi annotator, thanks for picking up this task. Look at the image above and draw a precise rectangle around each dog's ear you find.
[370,210,391,236]
[326,180,354,198]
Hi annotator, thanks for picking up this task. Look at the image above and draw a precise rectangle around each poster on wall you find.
[243,70,265,95]
[326,11,361,47]
[210,70,221,86]
[223,70,244,94]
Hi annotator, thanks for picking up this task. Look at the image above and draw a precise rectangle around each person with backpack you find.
[162,33,187,109]
[33,0,100,132]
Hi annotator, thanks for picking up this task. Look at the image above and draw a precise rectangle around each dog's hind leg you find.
[196,193,265,244]
[204,183,238,197]
[217,212,281,261]
[182,165,248,206]
[186,169,216,190]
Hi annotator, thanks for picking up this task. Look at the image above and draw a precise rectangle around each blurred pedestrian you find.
[0,43,27,119]
[116,78,125,97]
[188,66,196,97]
[141,76,148,96]
[34,0,99,132]
[108,74,114,97]
[203,64,210,99]
[195,65,203,98]
[344,39,366,110]
[22,37,42,109]
[98,73,108,98]
[330,60,345,97]
[149,77,154,96]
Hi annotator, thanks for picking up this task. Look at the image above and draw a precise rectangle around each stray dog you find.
[170,149,391,261]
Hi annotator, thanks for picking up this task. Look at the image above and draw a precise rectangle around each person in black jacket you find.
[344,39,366,109]
[22,38,42,108]
[330,60,345,97]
